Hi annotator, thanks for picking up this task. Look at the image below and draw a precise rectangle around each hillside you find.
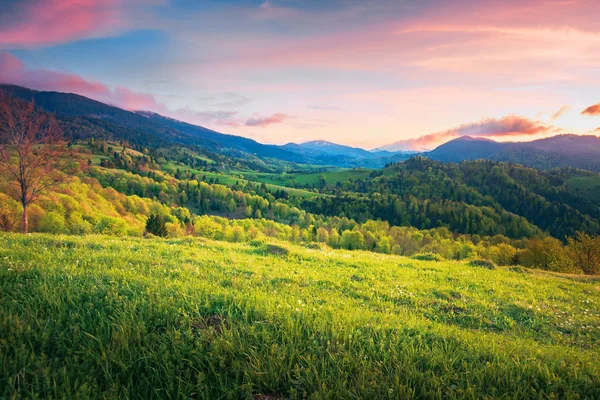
[0,85,308,164]
[300,157,600,239]
[426,135,600,171]
[2,233,599,398]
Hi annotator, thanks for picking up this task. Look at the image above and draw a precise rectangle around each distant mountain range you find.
[0,84,307,163]
[280,140,409,167]
[2,84,599,171]
[425,135,600,172]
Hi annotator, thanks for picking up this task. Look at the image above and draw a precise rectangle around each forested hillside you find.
[300,157,600,240]
[426,135,600,172]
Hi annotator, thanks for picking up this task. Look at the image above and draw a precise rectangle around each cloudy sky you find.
[1,0,600,149]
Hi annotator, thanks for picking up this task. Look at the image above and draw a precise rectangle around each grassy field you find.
[567,174,600,203]
[1,234,599,399]
[242,169,373,187]
[159,165,322,199]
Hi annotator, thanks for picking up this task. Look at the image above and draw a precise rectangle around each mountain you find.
[281,140,414,168]
[138,111,304,161]
[0,84,414,168]
[374,139,431,152]
[288,140,374,158]
[425,135,600,172]
[425,136,506,163]
[3,84,599,171]
[0,85,307,163]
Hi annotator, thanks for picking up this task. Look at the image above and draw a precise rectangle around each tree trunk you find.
[21,202,28,234]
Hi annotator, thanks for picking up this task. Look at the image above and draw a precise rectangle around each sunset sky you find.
[1,0,600,149]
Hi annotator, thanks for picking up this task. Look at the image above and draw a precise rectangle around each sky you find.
[1,0,600,150]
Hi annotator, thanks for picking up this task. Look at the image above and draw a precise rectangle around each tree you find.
[145,213,168,237]
[567,232,600,275]
[340,230,365,250]
[0,94,77,233]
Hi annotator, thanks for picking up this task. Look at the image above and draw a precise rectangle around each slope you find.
[2,233,599,398]
[0,85,307,163]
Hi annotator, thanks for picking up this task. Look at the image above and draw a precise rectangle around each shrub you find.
[249,239,265,247]
[39,212,66,234]
[262,244,289,256]
[468,259,496,270]
[166,222,183,238]
[489,243,517,266]
[193,215,224,240]
[94,216,128,236]
[340,230,365,250]
[412,253,443,262]
[229,225,246,243]
[0,195,21,232]
[567,232,600,275]
[519,237,570,271]
[69,219,93,235]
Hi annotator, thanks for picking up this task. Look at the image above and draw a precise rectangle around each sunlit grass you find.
[1,233,599,398]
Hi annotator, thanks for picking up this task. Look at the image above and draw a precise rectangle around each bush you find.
[229,225,246,243]
[94,216,128,236]
[567,232,600,275]
[262,244,289,256]
[166,222,183,238]
[39,212,66,234]
[0,195,21,232]
[412,253,443,262]
[340,230,365,250]
[249,239,265,247]
[489,243,517,266]
[69,219,93,235]
[468,259,496,270]
[519,237,570,271]
[193,215,224,240]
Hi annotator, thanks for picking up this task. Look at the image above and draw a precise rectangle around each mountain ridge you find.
[2,84,599,171]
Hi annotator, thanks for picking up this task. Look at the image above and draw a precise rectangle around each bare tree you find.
[0,93,78,233]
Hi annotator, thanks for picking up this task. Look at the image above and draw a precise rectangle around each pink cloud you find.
[245,113,289,127]
[0,0,124,48]
[182,0,600,90]
[0,51,164,112]
[550,105,571,121]
[0,52,267,132]
[383,115,553,151]
[582,103,600,116]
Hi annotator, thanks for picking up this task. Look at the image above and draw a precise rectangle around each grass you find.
[1,233,599,399]
[242,169,373,187]
[160,166,322,199]
[567,174,600,203]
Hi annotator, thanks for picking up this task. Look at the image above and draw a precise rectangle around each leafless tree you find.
[0,92,78,233]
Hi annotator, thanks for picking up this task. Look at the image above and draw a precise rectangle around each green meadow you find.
[567,174,600,203]
[1,234,599,399]
[242,169,373,187]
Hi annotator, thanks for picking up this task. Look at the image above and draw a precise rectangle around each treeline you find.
[1,177,598,275]
[301,157,600,240]
[88,167,302,221]
[85,138,281,176]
